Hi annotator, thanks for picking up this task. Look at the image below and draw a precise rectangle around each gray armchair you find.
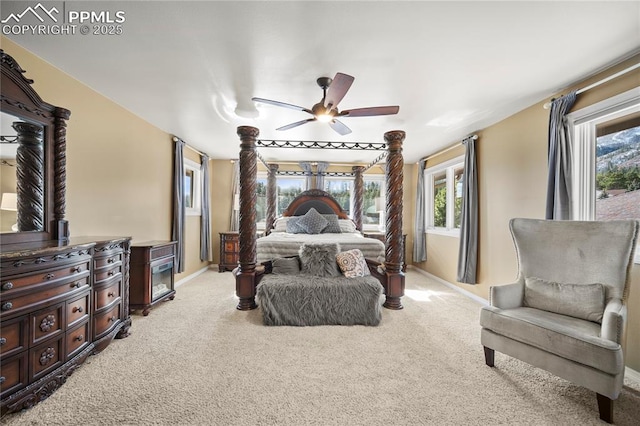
[480,218,638,423]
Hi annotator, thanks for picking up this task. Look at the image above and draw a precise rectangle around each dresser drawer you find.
[31,303,64,346]
[66,292,90,329]
[1,260,90,294]
[93,252,122,270]
[0,316,28,358]
[0,351,28,398]
[224,240,238,252]
[94,264,122,285]
[93,303,121,338]
[30,334,64,381]
[94,279,121,311]
[1,275,90,319]
[66,321,90,359]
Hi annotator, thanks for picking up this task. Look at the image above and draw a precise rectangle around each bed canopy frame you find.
[234,126,406,311]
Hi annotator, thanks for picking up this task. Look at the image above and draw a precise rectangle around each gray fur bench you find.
[256,274,383,326]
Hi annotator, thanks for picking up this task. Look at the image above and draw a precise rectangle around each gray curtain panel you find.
[200,155,211,262]
[545,91,577,220]
[172,138,185,273]
[299,161,314,189]
[230,160,240,231]
[457,137,478,284]
[413,159,427,262]
[316,161,330,190]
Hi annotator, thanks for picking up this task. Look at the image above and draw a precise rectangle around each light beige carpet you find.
[2,268,640,426]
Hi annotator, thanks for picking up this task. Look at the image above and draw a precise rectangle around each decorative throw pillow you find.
[336,249,370,278]
[286,217,306,234]
[273,217,290,233]
[298,242,341,277]
[271,257,300,274]
[322,214,342,233]
[297,208,328,234]
[338,219,357,233]
[523,277,605,323]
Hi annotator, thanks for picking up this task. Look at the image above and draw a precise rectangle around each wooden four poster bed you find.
[234,126,406,311]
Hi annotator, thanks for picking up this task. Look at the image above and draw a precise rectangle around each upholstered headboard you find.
[282,189,349,219]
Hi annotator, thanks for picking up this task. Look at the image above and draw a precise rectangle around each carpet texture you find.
[2,269,640,426]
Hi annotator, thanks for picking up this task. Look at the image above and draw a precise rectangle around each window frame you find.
[567,87,640,263]
[362,174,386,232]
[323,175,354,217]
[184,158,201,216]
[424,155,465,237]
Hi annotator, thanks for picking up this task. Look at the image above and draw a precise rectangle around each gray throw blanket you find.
[256,274,383,326]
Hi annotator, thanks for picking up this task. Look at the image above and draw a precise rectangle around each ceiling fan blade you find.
[276,118,316,131]
[328,119,352,136]
[324,73,355,109]
[252,97,313,115]
[340,106,400,117]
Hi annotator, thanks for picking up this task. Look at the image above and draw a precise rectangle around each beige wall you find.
[1,37,207,280]
[409,55,640,371]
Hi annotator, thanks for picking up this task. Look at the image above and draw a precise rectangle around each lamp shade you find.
[0,193,17,211]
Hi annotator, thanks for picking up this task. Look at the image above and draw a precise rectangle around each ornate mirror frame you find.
[1,49,70,244]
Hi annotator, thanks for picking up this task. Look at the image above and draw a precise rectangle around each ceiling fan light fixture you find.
[316,113,333,123]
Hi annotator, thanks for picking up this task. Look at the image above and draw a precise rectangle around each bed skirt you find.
[256,274,383,326]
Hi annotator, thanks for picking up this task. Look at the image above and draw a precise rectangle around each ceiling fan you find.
[251,72,399,136]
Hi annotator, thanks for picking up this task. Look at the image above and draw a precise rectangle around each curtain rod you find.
[420,134,477,162]
[543,62,640,109]
[172,136,209,158]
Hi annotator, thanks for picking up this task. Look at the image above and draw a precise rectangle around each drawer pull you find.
[0,337,6,346]
[1,282,13,291]
[108,270,115,276]
[71,281,82,288]
[73,306,84,313]
[108,257,115,264]
[74,334,84,342]
[108,316,117,322]
[71,266,82,273]
[44,273,55,280]
[40,315,56,332]
[1,302,12,311]
[108,292,115,297]
[0,377,5,385]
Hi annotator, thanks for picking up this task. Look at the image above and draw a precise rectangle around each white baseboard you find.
[175,265,211,288]
[408,266,488,306]
[408,266,640,384]
[626,367,640,386]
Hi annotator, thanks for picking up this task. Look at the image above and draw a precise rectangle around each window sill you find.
[426,228,460,238]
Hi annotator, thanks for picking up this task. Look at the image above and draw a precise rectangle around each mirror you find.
[1,111,45,233]
[1,49,71,244]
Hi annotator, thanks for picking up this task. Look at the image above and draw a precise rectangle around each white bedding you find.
[256,232,385,263]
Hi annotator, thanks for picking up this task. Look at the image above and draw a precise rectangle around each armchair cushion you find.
[480,306,622,375]
[523,277,605,323]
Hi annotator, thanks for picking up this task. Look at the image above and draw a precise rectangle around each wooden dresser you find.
[0,237,131,415]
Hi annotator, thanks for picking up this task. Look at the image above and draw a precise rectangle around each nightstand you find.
[363,232,407,271]
[219,232,239,272]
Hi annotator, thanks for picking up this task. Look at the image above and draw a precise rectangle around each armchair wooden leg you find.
[483,346,495,367]
[596,393,613,423]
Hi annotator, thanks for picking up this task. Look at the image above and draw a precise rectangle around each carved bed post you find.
[235,126,259,310]
[265,163,279,235]
[383,130,406,310]
[352,166,364,231]
[13,122,44,232]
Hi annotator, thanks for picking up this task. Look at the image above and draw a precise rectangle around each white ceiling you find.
[3,1,639,164]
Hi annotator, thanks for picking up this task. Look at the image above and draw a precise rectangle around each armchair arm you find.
[489,282,524,309]
[601,298,626,344]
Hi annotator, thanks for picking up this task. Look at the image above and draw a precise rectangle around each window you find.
[184,158,201,216]
[363,175,385,231]
[324,177,353,215]
[568,87,640,263]
[255,174,306,230]
[424,156,464,236]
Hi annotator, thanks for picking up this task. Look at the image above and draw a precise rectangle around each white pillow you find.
[523,277,605,323]
[338,219,357,233]
[272,217,290,233]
